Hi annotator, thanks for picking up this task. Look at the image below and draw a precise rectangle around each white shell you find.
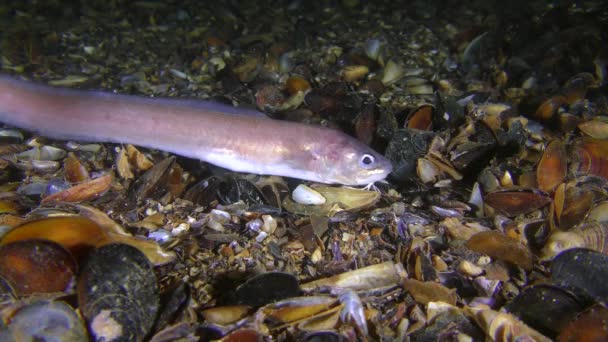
[292,184,326,205]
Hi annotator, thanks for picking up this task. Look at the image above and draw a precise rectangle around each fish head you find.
[311,133,393,185]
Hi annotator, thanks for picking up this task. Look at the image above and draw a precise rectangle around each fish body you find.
[0,76,392,185]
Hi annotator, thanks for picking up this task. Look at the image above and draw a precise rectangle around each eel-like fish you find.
[0,76,392,185]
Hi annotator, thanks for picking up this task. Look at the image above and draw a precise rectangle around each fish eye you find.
[359,154,375,168]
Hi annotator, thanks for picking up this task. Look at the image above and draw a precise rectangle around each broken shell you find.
[78,243,159,342]
[364,38,384,61]
[410,302,484,341]
[1,300,88,341]
[403,278,457,305]
[381,60,405,85]
[403,77,434,95]
[126,144,154,171]
[417,157,441,184]
[16,145,66,161]
[469,307,551,342]
[0,240,77,295]
[341,65,369,83]
[201,305,250,326]
[534,96,566,121]
[457,260,484,277]
[233,55,260,83]
[64,153,90,184]
[292,184,326,205]
[537,140,566,192]
[285,75,311,95]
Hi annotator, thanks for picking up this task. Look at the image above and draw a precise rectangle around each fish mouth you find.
[355,165,393,185]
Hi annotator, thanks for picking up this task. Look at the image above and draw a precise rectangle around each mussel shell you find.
[0,239,77,295]
[557,304,608,341]
[405,105,433,131]
[128,156,175,204]
[219,328,261,342]
[200,305,250,326]
[484,188,551,217]
[78,243,159,341]
[0,216,109,260]
[235,272,300,307]
[537,140,567,192]
[0,300,88,341]
[571,138,608,179]
[505,284,586,338]
[299,330,348,342]
[217,175,268,206]
[385,129,435,181]
[551,248,608,304]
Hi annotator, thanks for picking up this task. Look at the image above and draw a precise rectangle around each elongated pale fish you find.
[0,76,392,185]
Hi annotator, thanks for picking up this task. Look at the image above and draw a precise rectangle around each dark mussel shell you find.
[78,243,159,341]
[551,248,608,304]
[505,284,586,338]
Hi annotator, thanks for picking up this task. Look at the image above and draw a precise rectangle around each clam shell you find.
[284,186,380,216]
[292,185,326,205]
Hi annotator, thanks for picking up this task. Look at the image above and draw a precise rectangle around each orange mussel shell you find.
[0,239,77,295]
[0,216,109,260]
[484,189,551,217]
[571,138,608,180]
[537,140,567,192]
